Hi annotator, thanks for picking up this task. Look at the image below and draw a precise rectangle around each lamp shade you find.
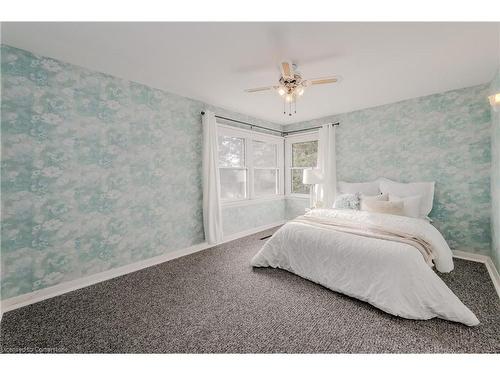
[489,93,500,112]
[302,168,323,185]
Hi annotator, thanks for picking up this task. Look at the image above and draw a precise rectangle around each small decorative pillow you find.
[360,193,388,211]
[363,200,404,216]
[389,194,422,218]
[333,193,360,210]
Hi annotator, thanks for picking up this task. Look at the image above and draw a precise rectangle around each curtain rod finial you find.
[201,111,205,115]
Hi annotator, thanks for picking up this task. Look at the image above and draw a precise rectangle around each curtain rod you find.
[200,111,339,137]
[200,111,282,135]
[282,122,339,136]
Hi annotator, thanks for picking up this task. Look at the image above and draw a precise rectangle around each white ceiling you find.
[2,22,499,125]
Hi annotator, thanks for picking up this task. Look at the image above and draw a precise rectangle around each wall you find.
[222,199,285,237]
[490,69,500,271]
[284,84,492,255]
[0,45,283,300]
[285,198,309,220]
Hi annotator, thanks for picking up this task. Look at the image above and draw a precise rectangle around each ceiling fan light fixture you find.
[244,61,339,117]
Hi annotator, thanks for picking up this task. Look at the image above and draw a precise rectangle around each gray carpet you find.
[1,227,499,353]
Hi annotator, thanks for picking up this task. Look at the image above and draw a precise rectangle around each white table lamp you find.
[303,168,323,208]
[489,93,500,112]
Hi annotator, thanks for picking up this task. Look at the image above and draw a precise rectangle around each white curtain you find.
[202,110,223,244]
[316,124,337,208]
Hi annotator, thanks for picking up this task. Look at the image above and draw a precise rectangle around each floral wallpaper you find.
[490,69,500,271]
[285,198,309,220]
[222,199,285,236]
[0,45,281,299]
[285,84,492,255]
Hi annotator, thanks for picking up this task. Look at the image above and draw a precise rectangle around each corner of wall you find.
[490,67,500,273]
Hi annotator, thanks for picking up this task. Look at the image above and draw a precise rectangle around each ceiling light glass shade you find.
[285,94,294,102]
[277,87,286,96]
[297,87,305,96]
[489,93,500,112]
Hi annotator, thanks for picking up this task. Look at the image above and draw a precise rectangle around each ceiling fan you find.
[244,61,341,116]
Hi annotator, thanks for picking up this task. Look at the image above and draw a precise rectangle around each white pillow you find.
[338,180,381,195]
[379,179,435,217]
[360,193,388,211]
[389,194,421,218]
[362,200,404,216]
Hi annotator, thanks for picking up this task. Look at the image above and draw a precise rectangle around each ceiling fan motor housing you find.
[244,61,339,116]
[279,73,303,94]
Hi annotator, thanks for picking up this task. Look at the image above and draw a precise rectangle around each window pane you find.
[254,169,277,196]
[252,140,277,168]
[292,141,318,168]
[291,169,309,194]
[218,136,245,167]
[220,169,247,200]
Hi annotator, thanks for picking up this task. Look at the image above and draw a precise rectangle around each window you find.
[218,125,284,203]
[252,140,278,197]
[285,133,319,196]
[218,136,247,200]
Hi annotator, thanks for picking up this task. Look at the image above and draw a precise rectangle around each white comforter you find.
[251,209,479,326]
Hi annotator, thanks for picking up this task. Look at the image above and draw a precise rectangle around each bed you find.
[251,208,479,326]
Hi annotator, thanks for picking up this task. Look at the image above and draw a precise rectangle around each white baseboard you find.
[0,222,284,317]
[453,250,500,299]
[221,221,285,243]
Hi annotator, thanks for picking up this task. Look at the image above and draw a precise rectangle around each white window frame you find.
[217,123,284,206]
[284,131,319,198]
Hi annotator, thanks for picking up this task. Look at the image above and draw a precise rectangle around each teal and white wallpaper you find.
[285,198,309,220]
[490,69,500,271]
[0,45,281,299]
[222,199,285,237]
[285,84,492,255]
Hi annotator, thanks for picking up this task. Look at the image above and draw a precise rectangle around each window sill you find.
[285,194,310,200]
[221,196,285,208]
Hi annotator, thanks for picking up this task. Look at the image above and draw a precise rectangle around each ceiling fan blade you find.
[244,86,276,93]
[310,76,340,85]
[280,61,294,79]
[301,79,312,87]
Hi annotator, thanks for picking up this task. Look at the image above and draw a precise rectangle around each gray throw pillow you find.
[333,193,360,210]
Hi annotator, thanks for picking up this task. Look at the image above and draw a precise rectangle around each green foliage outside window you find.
[291,140,318,194]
